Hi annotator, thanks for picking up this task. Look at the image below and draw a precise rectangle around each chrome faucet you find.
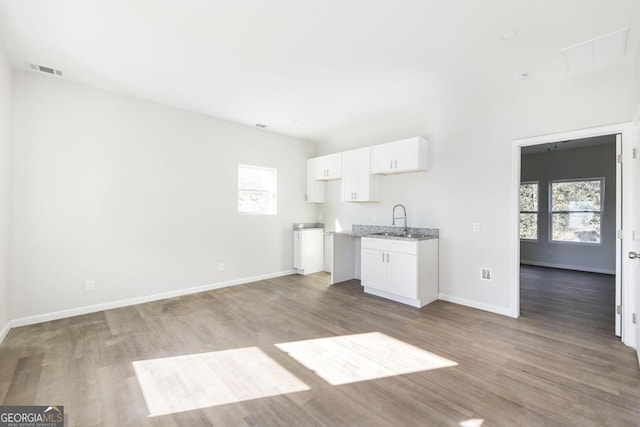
[392,204,408,234]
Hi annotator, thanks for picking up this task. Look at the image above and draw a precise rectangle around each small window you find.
[520,182,539,240]
[550,179,603,243]
[238,164,277,215]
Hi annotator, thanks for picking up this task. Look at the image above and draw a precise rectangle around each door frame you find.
[511,122,636,348]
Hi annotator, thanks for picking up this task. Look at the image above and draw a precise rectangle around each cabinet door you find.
[343,147,380,201]
[327,152,343,179]
[341,149,359,201]
[295,229,324,274]
[306,158,326,203]
[371,142,395,174]
[371,137,428,175]
[394,138,423,172]
[386,252,417,298]
[293,231,301,269]
[313,153,342,180]
[361,249,387,291]
[313,155,329,180]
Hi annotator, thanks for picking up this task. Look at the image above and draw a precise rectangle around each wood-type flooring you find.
[0,267,638,426]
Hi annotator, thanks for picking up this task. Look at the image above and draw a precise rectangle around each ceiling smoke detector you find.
[512,73,529,82]
[27,63,63,77]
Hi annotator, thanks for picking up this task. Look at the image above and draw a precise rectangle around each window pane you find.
[238,190,275,215]
[520,213,537,240]
[552,212,601,243]
[238,166,276,191]
[519,183,538,212]
[238,164,277,215]
[551,181,601,211]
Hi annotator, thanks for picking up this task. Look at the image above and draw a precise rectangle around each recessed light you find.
[501,29,519,40]
[512,73,528,82]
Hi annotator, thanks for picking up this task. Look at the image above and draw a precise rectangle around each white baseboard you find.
[8,270,296,330]
[520,260,615,275]
[0,320,10,343]
[438,293,515,318]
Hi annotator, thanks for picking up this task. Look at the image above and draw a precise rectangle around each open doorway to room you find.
[519,135,618,337]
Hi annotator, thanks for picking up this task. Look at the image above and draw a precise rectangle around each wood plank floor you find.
[1,272,639,426]
[520,265,615,337]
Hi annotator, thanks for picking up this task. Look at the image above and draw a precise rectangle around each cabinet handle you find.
[386,253,390,263]
[382,253,385,262]
[394,160,398,168]
[390,160,393,169]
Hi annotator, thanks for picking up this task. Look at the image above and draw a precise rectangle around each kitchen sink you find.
[367,231,414,238]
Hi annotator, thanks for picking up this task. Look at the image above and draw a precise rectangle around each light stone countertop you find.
[328,224,438,241]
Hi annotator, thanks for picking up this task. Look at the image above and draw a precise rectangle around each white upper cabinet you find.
[341,147,380,202]
[371,136,428,174]
[306,158,326,203]
[313,152,343,180]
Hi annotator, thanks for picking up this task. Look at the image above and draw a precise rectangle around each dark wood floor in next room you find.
[520,264,616,337]
[0,270,638,426]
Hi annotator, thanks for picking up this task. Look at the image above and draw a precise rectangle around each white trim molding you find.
[438,293,513,317]
[0,320,10,343]
[5,270,295,332]
[520,260,615,275]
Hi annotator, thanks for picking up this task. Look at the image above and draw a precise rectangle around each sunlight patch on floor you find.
[133,347,309,416]
[460,419,484,426]
[275,332,457,385]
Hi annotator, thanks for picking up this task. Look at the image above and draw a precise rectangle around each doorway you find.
[512,123,636,348]
[519,136,618,335]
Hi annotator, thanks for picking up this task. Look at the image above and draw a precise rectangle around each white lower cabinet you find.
[361,237,438,307]
[294,229,324,275]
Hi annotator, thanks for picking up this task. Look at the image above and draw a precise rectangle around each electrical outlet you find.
[481,268,491,281]
[219,262,225,272]
[472,223,481,233]
[85,280,95,291]
[318,212,323,221]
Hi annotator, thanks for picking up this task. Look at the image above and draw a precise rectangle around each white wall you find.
[10,71,318,320]
[0,43,11,335]
[319,60,637,316]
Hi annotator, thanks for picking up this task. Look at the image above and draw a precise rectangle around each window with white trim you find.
[550,178,603,243]
[519,182,539,240]
[238,164,277,215]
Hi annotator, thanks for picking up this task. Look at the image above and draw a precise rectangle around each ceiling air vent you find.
[562,28,628,72]
[255,123,267,128]
[27,63,63,77]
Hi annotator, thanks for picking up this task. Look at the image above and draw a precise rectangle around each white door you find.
[633,111,640,366]
[615,134,622,337]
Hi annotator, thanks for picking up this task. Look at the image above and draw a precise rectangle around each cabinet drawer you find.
[361,237,387,251]
[387,240,417,255]
[361,237,417,254]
